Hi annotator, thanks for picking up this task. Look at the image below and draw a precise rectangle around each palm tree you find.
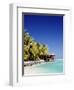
[24,32,33,45]
[42,44,48,55]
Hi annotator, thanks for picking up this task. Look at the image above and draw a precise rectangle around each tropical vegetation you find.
[24,32,48,61]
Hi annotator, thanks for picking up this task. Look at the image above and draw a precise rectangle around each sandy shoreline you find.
[24,65,41,75]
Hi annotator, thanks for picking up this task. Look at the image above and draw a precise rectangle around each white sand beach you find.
[24,60,45,75]
[24,65,41,75]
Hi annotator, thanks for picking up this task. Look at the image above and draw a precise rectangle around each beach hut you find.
[39,54,55,62]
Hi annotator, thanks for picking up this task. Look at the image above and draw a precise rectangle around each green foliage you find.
[24,32,48,61]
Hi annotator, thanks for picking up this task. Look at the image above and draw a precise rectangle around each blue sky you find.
[23,14,63,59]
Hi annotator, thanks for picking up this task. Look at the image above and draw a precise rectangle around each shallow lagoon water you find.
[35,60,63,73]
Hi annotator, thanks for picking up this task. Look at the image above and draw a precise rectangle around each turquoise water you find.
[34,60,63,73]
